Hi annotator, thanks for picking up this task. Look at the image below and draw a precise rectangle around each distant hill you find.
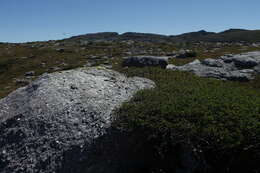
[66,32,119,42]
[119,32,172,42]
[63,29,260,43]
[183,29,260,43]
[220,29,249,33]
[170,30,216,42]
[64,32,171,43]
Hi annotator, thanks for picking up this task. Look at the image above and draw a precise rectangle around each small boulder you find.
[24,71,35,76]
[56,48,65,53]
[254,65,260,74]
[176,50,197,58]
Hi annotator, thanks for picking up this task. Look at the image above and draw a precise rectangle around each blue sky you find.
[1,0,260,43]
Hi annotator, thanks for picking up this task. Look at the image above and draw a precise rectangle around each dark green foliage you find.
[177,51,197,58]
[0,58,13,73]
[113,67,260,172]
[185,51,197,57]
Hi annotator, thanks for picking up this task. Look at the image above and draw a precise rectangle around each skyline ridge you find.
[2,28,260,44]
[1,0,260,42]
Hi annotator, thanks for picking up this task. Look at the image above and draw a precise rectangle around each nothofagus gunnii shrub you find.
[113,67,260,173]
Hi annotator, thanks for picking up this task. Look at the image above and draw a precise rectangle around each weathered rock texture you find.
[0,67,155,173]
[167,51,260,81]
[122,56,169,68]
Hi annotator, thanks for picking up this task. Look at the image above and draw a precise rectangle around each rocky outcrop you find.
[0,67,155,173]
[167,51,260,81]
[122,56,169,68]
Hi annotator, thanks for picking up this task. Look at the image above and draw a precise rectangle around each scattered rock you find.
[88,55,102,60]
[122,55,169,68]
[14,78,32,85]
[0,67,155,173]
[24,71,35,76]
[56,48,65,53]
[84,62,96,67]
[103,60,110,65]
[28,55,36,59]
[100,64,113,69]
[123,51,133,56]
[176,49,197,58]
[167,51,260,81]
[49,66,61,71]
[166,51,177,56]
[60,62,68,67]
[41,62,46,68]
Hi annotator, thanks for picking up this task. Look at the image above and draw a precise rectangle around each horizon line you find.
[1,27,260,44]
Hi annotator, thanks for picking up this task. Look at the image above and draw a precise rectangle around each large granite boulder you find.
[254,65,260,73]
[0,67,155,173]
[167,51,260,81]
[220,51,260,68]
[122,56,169,68]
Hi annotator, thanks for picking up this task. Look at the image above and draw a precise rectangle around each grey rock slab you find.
[254,65,260,74]
[201,58,225,67]
[227,69,255,81]
[167,51,260,81]
[221,51,260,68]
[233,56,259,69]
[167,59,201,72]
[0,67,155,173]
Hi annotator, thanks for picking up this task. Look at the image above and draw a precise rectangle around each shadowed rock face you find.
[167,51,260,81]
[0,67,155,173]
[122,56,169,68]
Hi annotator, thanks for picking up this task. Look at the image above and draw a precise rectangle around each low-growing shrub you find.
[113,67,260,173]
[185,51,197,57]
[177,51,197,58]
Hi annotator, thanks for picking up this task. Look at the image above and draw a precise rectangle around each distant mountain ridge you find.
[66,32,172,43]
[64,29,260,43]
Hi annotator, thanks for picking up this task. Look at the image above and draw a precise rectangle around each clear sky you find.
[1,0,260,43]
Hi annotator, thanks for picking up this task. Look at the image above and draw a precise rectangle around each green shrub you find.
[185,51,197,58]
[113,67,260,172]
[176,51,197,58]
